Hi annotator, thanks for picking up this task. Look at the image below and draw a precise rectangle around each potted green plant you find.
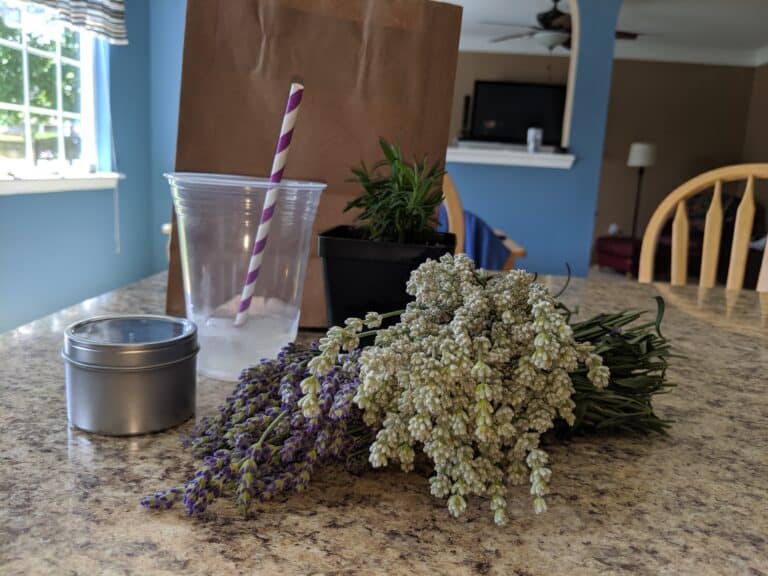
[318,139,456,325]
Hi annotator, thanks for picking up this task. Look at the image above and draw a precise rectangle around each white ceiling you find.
[445,0,768,67]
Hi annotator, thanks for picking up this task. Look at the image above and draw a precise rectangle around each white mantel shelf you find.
[446,145,575,170]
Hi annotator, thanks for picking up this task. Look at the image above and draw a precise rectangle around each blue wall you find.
[448,0,622,276]
[0,0,153,333]
[149,0,187,271]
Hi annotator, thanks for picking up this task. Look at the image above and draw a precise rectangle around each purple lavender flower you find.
[142,342,373,516]
[183,467,214,515]
[279,434,302,463]
[248,442,274,464]
[236,457,257,513]
[314,429,330,456]
[329,382,356,421]
[140,487,183,510]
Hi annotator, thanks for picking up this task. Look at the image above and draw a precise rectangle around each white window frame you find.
[0,0,119,195]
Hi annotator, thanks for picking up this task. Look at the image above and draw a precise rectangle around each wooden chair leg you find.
[495,229,526,272]
[502,254,516,271]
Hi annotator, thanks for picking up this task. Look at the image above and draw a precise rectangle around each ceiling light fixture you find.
[533,30,569,50]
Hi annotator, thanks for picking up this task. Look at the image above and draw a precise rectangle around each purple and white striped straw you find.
[234,82,304,326]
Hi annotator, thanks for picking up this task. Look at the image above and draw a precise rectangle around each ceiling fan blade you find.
[481,21,542,30]
[615,30,640,40]
[489,32,535,44]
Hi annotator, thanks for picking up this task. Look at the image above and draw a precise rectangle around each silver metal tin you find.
[62,315,198,436]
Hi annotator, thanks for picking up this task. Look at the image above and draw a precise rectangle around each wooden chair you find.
[638,164,768,291]
[442,174,527,271]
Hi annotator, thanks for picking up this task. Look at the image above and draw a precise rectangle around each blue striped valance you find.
[29,0,127,44]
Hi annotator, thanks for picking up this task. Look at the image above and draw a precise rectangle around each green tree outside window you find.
[0,2,86,166]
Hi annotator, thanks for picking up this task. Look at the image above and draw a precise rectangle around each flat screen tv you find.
[469,81,566,147]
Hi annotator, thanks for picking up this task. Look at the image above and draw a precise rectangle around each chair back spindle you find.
[699,181,723,288]
[725,176,755,291]
[670,201,689,285]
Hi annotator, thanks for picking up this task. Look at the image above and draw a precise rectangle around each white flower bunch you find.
[353,254,609,525]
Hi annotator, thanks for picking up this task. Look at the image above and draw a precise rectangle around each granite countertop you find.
[1,273,767,575]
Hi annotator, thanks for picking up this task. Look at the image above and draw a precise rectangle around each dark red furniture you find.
[595,236,640,275]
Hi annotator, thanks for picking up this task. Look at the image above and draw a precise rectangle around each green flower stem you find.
[356,309,405,339]
[562,298,674,436]
[257,411,288,446]
[233,411,289,469]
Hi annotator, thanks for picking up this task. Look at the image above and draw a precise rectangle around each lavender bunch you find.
[141,343,371,516]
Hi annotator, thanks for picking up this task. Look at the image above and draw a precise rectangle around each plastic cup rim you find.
[165,172,327,191]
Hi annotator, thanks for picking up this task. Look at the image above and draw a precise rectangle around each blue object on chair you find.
[438,205,511,270]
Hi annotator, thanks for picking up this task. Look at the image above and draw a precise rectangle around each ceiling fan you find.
[487,0,642,50]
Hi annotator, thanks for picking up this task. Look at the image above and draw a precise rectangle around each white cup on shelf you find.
[527,127,543,153]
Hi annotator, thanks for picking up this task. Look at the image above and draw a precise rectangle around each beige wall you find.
[742,64,768,162]
[449,52,570,143]
[741,64,768,231]
[596,60,754,240]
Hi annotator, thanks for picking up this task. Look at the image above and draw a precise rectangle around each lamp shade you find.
[627,142,657,168]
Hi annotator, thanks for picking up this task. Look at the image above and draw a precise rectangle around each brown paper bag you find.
[166,0,462,327]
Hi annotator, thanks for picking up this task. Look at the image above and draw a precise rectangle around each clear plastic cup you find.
[166,172,325,381]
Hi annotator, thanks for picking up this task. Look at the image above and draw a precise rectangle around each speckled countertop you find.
[1,273,767,575]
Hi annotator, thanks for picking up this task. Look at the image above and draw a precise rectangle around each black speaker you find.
[460,94,471,139]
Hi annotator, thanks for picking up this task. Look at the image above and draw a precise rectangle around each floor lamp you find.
[627,142,657,241]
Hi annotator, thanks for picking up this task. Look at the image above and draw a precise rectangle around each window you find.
[0,0,95,177]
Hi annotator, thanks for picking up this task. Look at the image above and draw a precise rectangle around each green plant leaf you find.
[345,138,446,244]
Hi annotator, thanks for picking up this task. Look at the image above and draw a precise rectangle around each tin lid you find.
[63,315,198,369]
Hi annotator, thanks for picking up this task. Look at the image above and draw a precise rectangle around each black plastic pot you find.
[318,225,456,326]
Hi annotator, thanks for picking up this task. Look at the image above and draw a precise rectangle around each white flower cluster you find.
[298,313,384,416]
[354,254,609,525]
